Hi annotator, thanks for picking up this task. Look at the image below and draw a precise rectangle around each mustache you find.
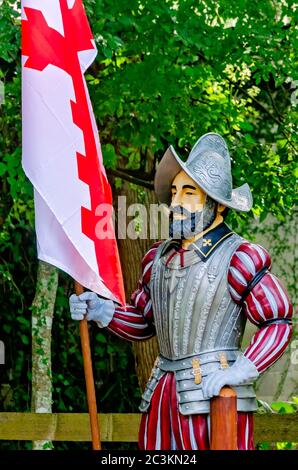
[169,206,199,217]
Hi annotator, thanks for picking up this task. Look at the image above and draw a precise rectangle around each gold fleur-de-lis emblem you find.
[203,238,212,247]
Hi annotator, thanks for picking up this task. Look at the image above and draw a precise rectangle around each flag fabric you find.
[21,0,125,305]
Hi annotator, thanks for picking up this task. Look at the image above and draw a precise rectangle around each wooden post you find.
[210,386,238,450]
[75,282,101,450]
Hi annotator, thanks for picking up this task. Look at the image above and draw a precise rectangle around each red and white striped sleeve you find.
[106,241,162,342]
[228,242,293,373]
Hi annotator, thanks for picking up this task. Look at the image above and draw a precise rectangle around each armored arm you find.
[228,242,293,373]
[106,242,161,341]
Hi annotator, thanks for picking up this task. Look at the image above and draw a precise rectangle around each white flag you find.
[22,0,125,304]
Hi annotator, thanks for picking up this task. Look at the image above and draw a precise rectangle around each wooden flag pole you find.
[210,386,238,450]
[75,281,101,450]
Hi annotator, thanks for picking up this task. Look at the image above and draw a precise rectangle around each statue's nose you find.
[171,193,182,207]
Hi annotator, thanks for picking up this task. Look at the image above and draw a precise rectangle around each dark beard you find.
[169,196,217,240]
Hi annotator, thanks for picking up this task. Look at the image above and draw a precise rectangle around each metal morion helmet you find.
[154,133,253,212]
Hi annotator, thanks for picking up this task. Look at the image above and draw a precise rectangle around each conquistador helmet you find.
[154,133,253,212]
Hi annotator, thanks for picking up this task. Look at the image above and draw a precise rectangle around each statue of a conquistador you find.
[70,133,293,450]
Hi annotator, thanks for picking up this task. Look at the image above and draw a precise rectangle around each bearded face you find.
[169,170,219,240]
[169,196,217,239]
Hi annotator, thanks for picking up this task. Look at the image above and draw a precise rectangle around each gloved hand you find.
[69,291,115,328]
[202,355,259,399]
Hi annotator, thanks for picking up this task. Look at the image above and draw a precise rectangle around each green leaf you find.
[0,162,7,176]
[20,335,29,345]
[102,143,118,169]
[95,332,107,344]
[271,402,297,414]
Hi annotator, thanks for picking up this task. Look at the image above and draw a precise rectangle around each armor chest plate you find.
[150,234,246,359]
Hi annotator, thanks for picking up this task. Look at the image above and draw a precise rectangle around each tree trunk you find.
[116,182,160,392]
[31,261,58,450]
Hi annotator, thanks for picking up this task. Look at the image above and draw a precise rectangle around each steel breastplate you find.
[150,234,246,359]
[140,234,258,415]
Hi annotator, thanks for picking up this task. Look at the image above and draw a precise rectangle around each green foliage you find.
[85,0,297,223]
[0,0,297,450]
[270,396,298,414]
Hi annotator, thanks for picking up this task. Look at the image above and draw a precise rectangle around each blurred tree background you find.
[0,0,297,449]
